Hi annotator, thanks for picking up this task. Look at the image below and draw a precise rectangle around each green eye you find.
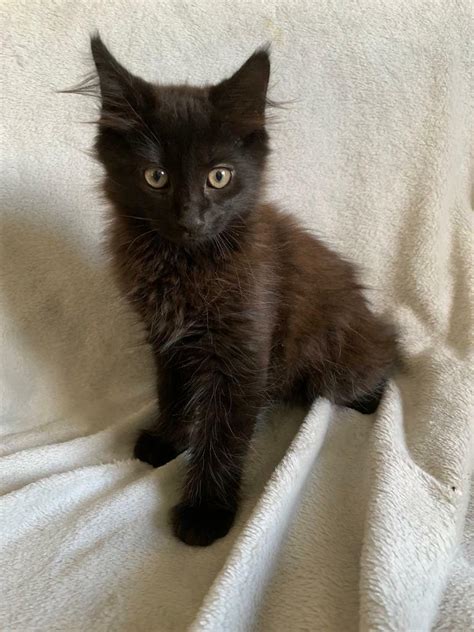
[144,167,169,189]
[207,167,232,189]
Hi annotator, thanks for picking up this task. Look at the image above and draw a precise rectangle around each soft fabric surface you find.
[1,1,472,630]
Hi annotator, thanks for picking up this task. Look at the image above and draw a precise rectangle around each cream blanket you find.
[1,1,472,630]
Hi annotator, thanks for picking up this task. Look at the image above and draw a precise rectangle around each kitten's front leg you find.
[172,353,262,546]
[134,364,191,468]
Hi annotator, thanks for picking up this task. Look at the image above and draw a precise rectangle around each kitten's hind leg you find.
[282,375,385,415]
[281,375,318,409]
[319,315,397,416]
[345,380,386,415]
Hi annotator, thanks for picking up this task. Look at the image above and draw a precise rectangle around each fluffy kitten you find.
[74,35,398,546]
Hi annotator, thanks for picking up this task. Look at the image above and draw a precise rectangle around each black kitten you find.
[70,35,398,546]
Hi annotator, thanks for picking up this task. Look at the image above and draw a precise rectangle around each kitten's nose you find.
[177,211,204,233]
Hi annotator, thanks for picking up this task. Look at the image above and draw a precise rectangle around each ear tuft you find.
[90,33,133,100]
[210,47,271,135]
[88,33,153,131]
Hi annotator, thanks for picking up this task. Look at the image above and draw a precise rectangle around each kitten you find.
[73,35,398,546]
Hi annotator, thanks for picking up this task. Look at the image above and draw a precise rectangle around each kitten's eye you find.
[207,167,232,189]
[144,167,169,189]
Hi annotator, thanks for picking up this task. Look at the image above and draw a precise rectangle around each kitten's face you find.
[91,37,270,246]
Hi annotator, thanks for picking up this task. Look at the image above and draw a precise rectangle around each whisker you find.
[119,214,150,222]
[124,228,157,256]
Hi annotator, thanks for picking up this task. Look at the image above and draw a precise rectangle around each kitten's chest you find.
[125,250,218,348]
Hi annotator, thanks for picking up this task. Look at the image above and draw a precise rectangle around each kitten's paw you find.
[172,501,235,546]
[134,430,179,467]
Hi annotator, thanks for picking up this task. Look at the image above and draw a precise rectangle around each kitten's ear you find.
[90,34,153,130]
[210,48,270,135]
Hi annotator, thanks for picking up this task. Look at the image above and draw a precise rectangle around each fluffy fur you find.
[74,35,398,546]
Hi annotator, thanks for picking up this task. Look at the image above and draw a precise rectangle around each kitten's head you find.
[89,35,270,246]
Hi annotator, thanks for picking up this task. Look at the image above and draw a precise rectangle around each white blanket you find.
[1,1,472,630]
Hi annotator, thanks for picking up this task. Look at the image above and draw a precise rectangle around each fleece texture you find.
[1,1,472,630]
